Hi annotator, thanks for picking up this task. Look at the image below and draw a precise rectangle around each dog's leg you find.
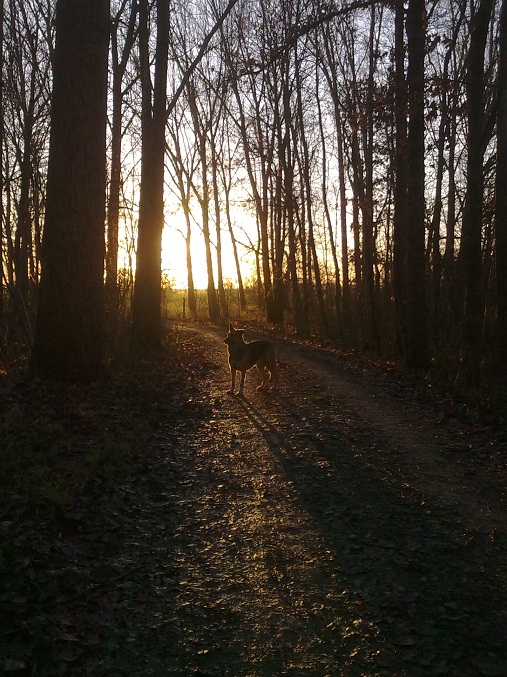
[229,366,236,394]
[238,370,246,395]
[256,365,268,391]
[268,355,277,390]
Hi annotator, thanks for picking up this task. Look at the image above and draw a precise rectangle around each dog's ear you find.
[228,322,235,332]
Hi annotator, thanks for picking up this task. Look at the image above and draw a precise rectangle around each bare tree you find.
[392,0,408,355]
[132,0,169,347]
[459,0,495,364]
[404,0,428,369]
[31,0,110,380]
[496,0,507,360]
[0,0,4,356]
[295,43,328,334]
[166,116,199,319]
[186,77,220,322]
[105,0,138,309]
[2,0,52,347]
[221,2,277,322]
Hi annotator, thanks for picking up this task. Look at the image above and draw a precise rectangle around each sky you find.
[162,209,255,290]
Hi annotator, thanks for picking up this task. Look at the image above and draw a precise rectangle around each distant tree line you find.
[1,0,507,386]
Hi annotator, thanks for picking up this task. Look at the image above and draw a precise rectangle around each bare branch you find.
[166,0,241,120]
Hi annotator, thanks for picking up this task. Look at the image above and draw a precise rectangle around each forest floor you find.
[1,320,507,676]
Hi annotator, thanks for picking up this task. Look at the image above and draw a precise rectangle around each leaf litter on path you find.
[1,321,507,675]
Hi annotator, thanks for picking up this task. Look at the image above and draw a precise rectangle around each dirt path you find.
[90,322,505,676]
[6,322,506,675]
[154,323,507,677]
[167,324,507,676]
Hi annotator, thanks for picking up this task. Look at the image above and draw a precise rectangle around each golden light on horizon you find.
[161,211,255,291]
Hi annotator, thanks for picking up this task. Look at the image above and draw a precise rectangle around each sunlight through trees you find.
[1,0,507,382]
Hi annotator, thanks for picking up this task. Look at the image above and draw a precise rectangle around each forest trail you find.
[2,321,507,675]
[155,322,507,676]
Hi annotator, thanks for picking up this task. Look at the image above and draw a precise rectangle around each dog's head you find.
[223,322,246,347]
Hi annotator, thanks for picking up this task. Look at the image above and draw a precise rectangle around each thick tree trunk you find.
[460,0,494,359]
[31,0,109,381]
[132,0,169,348]
[0,4,4,353]
[496,0,507,361]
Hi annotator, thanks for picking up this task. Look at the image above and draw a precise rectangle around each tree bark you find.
[405,0,428,369]
[0,3,4,353]
[211,141,228,316]
[132,0,169,348]
[361,3,380,351]
[460,0,494,359]
[393,0,408,356]
[31,0,109,381]
[496,0,507,361]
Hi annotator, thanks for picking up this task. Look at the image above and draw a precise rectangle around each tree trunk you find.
[187,83,220,323]
[281,57,304,332]
[222,186,246,311]
[393,0,408,356]
[361,3,380,351]
[200,141,220,323]
[321,27,350,319]
[132,0,169,348]
[349,130,364,290]
[105,2,138,311]
[405,0,428,370]
[0,3,4,354]
[211,142,228,316]
[227,60,274,321]
[15,126,32,308]
[496,0,507,361]
[183,200,197,320]
[31,0,109,381]
[336,112,349,322]
[460,0,494,359]
[316,67,342,333]
[296,55,328,334]
[166,127,197,320]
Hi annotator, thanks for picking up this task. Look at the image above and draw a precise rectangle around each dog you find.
[223,323,277,396]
